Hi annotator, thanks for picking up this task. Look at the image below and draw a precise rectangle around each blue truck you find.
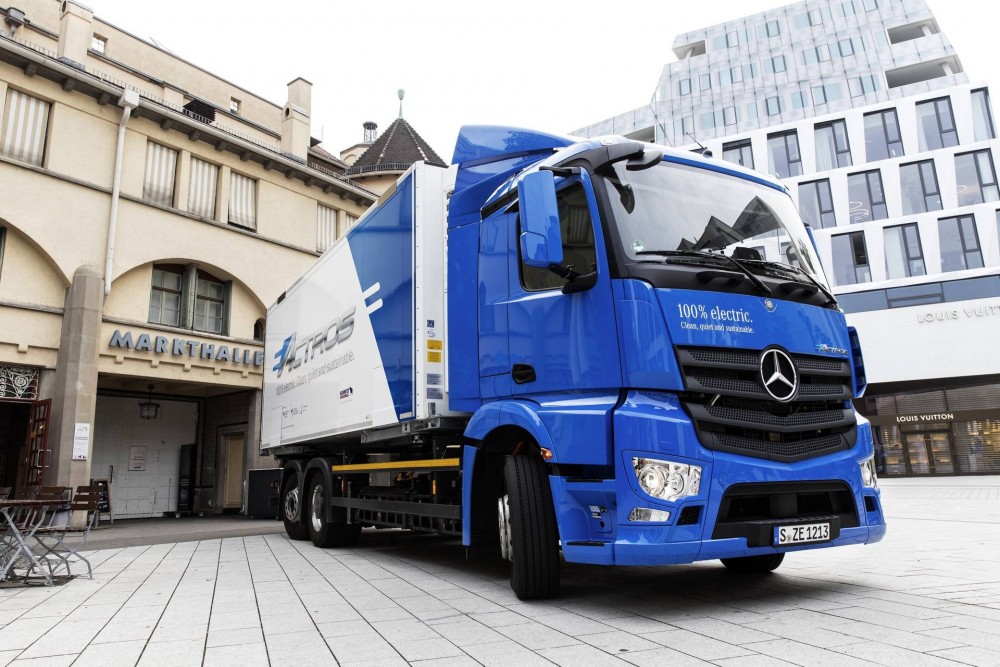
[262,126,886,599]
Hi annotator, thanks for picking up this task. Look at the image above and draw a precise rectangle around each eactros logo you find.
[273,307,355,378]
[759,348,798,402]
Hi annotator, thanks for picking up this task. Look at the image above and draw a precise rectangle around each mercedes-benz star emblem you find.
[760,348,798,402]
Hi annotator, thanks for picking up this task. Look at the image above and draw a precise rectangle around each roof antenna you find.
[686,132,712,157]
[397,89,405,119]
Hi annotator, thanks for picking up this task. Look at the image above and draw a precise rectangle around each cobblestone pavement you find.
[1,477,998,666]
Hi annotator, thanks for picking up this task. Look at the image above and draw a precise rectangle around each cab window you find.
[519,184,596,291]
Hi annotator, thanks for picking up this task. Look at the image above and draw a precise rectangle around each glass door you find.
[904,433,930,474]
[927,432,954,474]
[903,431,956,475]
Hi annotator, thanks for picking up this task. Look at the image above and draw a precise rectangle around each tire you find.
[307,475,361,548]
[721,553,785,573]
[281,474,309,541]
[500,454,560,600]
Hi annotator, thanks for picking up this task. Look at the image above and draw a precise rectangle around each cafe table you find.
[0,499,54,585]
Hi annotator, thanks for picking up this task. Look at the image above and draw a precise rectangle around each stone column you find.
[47,265,103,494]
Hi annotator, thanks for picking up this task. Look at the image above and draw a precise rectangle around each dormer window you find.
[230,97,241,115]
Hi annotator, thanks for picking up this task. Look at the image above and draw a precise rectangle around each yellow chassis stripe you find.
[331,457,460,473]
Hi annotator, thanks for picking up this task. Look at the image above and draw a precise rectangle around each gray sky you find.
[87,0,997,162]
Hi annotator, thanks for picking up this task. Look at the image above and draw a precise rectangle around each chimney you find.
[363,121,377,144]
[280,77,312,162]
[57,0,93,69]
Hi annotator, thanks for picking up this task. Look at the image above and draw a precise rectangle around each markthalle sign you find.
[108,329,264,367]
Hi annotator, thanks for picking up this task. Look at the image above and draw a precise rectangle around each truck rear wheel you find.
[500,454,560,599]
[721,553,785,573]
[281,474,309,541]
[307,475,361,548]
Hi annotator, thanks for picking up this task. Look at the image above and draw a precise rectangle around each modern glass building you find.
[575,0,1000,476]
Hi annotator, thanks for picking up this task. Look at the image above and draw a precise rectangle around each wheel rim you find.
[310,483,325,533]
[497,493,512,561]
[284,486,299,523]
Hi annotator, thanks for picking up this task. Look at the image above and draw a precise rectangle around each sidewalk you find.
[0,476,997,666]
[77,515,284,551]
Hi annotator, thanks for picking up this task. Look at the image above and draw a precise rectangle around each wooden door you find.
[223,432,246,509]
[17,399,51,496]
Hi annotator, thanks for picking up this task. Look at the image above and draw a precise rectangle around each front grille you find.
[678,345,856,462]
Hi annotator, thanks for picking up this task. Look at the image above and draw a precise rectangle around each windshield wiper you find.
[744,259,837,306]
[637,250,772,295]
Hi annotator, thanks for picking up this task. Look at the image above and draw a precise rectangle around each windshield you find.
[601,159,830,288]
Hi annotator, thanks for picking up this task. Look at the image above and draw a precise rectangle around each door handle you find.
[512,364,536,384]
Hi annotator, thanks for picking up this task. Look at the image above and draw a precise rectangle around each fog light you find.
[632,458,701,501]
[860,457,878,489]
[628,508,671,522]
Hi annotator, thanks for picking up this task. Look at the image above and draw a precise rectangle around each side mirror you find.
[518,170,563,268]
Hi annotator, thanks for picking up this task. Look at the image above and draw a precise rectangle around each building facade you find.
[0,0,379,515]
[575,0,1000,476]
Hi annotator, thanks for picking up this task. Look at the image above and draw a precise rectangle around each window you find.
[884,224,926,279]
[723,106,738,126]
[521,184,595,292]
[838,38,855,57]
[722,139,754,168]
[766,96,782,116]
[188,157,219,219]
[228,172,257,230]
[746,102,758,120]
[804,45,831,65]
[142,142,178,207]
[0,90,50,166]
[798,180,836,229]
[899,160,942,214]
[91,34,106,54]
[831,232,872,285]
[916,97,958,151]
[726,31,739,47]
[730,66,743,83]
[149,267,183,327]
[340,214,357,238]
[848,170,887,223]
[815,120,852,170]
[767,131,802,178]
[849,75,879,97]
[864,109,904,160]
[229,97,240,115]
[742,63,757,80]
[194,275,226,334]
[792,91,807,109]
[808,9,823,25]
[698,111,716,131]
[700,74,712,91]
[719,69,732,86]
[972,89,996,142]
[955,150,1000,207]
[812,85,828,106]
[317,204,338,252]
[679,79,692,96]
[673,116,693,140]
[864,0,879,10]
[939,215,984,271]
[149,265,230,334]
[766,20,780,37]
[767,55,787,73]
[841,0,857,16]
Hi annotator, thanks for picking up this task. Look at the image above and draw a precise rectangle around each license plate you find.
[774,522,831,546]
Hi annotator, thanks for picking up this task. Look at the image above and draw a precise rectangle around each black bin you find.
[246,468,281,519]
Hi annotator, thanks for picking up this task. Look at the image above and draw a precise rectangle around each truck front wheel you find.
[721,553,785,573]
[499,454,560,599]
[307,475,361,548]
[281,475,309,541]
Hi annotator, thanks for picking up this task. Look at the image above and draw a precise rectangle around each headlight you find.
[632,457,701,501]
[860,457,878,488]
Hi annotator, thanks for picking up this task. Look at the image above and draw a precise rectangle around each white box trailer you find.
[261,162,457,451]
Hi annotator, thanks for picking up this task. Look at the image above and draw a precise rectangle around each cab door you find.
[506,175,621,396]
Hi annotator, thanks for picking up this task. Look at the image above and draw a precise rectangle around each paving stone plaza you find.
[0,477,998,666]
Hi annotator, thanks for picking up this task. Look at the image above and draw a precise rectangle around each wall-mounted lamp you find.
[138,384,160,420]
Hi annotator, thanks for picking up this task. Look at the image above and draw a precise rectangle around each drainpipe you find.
[104,89,140,296]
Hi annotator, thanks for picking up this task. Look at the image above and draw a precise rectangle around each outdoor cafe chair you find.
[30,485,101,579]
[0,486,67,583]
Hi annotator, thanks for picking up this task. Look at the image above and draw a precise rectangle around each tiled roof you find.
[345,117,446,174]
